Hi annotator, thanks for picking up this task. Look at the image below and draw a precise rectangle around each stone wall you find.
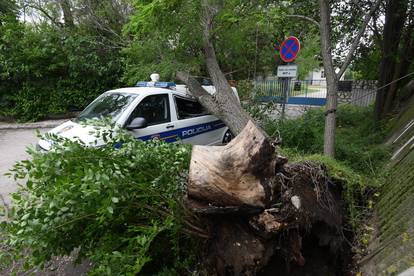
[338,80,377,106]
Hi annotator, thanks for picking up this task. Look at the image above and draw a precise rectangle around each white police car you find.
[37,75,237,151]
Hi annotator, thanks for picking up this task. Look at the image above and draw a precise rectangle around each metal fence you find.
[253,79,377,107]
[254,79,327,106]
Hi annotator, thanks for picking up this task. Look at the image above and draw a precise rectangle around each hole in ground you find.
[260,223,354,276]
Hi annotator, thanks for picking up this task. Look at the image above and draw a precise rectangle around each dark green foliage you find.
[265,108,325,154]
[122,0,321,84]
[0,22,123,121]
[265,105,391,175]
[2,127,196,275]
[0,0,17,22]
[351,44,381,80]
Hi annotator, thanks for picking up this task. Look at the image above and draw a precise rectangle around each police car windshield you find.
[75,92,137,123]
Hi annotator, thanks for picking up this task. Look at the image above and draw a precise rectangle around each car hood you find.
[38,120,105,151]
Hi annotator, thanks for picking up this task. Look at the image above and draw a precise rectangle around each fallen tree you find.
[172,3,349,272]
[1,121,355,275]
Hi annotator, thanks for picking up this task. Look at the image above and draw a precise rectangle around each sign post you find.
[278,36,300,118]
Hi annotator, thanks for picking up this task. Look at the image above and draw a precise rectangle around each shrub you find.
[1,126,196,275]
[265,105,391,175]
[0,22,123,121]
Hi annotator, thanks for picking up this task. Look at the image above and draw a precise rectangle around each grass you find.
[265,105,391,176]
[264,105,392,234]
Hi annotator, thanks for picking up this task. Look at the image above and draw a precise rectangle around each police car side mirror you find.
[126,117,147,130]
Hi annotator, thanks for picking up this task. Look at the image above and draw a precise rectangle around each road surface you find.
[0,127,91,275]
[0,128,47,208]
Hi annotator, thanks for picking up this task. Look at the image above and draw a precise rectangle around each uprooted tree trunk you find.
[177,0,254,136]
[175,2,349,273]
[186,122,347,275]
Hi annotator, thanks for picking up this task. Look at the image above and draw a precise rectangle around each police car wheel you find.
[222,130,233,144]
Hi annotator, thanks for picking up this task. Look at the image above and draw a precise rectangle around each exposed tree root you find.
[185,121,350,275]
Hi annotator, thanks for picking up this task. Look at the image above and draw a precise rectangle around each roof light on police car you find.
[135,73,176,88]
[150,73,160,82]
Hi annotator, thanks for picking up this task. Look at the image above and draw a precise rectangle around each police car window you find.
[174,96,208,119]
[128,94,170,126]
[75,93,138,123]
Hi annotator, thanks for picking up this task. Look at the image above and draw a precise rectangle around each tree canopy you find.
[0,0,328,121]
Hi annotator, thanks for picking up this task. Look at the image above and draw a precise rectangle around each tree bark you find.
[59,0,74,28]
[176,71,252,136]
[323,80,338,157]
[177,0,256,136]
[319,0,338,157]
[187,121,274,209]
[318,0,380,157]
[374,0,409,121]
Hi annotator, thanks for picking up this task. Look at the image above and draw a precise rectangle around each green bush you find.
[0,21,123,121]
[1,127,196,275]
[266,105,391,175]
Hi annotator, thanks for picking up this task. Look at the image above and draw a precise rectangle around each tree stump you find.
[188,121,275,209]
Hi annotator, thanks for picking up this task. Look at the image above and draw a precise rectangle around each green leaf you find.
[107,206,114,214]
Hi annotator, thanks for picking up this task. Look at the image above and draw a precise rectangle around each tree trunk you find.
[383,23,414,114]
[323,80,338,157]
[177,0,256,136]
[318,0,379,157]
[59,0,74,28]
[176,71,252,136]
[187,121,274,209]
[374,0,409,121]
[318,0,338,158]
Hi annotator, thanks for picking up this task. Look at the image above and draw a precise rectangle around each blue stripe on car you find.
[138,120,226,143]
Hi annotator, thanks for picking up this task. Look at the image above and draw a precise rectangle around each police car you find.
[37,74,237,151]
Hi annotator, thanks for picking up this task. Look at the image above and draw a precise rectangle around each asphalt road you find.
[0,128,47,208]
[0,127,92,275]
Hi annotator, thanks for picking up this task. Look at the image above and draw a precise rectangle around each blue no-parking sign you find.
[280,36,300,63]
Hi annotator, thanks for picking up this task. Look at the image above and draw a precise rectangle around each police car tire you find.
[222,130,233,144]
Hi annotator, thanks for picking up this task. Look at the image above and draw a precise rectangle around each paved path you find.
[0,124,91,275]
[0,128,49,208]
[291,87,327,98]
[0,119,66,207]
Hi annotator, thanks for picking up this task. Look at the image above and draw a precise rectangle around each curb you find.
[0,119,69,130]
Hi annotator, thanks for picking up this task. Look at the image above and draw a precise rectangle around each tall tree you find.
[123,0,321,134]
[317,0,380,157]
[374,0,412,120]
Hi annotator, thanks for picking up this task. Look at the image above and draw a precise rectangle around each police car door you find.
[126,93,177,142]
[172,95,225,145]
